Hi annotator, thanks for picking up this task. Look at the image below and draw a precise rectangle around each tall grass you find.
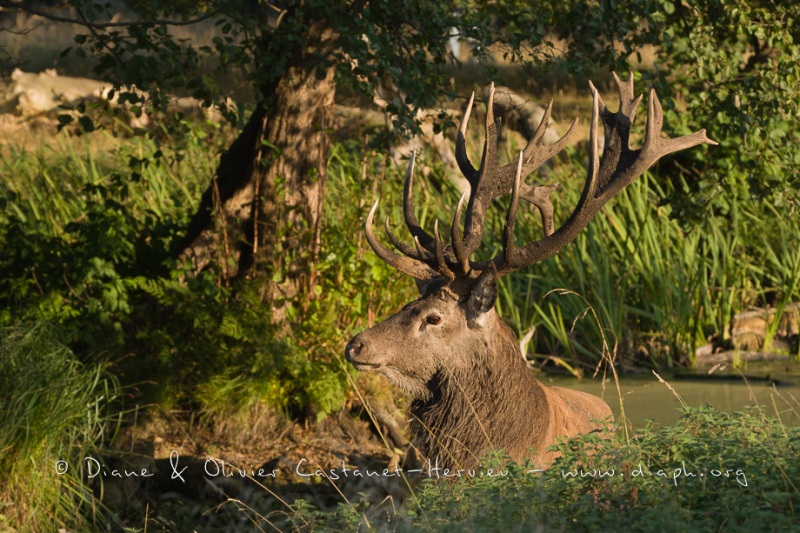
[490,143,799,368]
[1,114,796,419]
[0,322,122,531]
[1,112,797,433]
[0,127,213,235]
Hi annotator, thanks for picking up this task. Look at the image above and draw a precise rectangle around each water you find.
[543,362,800,427]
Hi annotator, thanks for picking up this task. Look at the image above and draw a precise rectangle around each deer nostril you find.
[346,341,363,359]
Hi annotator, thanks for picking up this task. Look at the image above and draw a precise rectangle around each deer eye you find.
[425,315,441,326]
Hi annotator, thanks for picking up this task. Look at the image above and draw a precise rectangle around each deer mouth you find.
[347,359,384,371]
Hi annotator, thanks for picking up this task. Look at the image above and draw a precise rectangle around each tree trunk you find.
[177,21,335,319]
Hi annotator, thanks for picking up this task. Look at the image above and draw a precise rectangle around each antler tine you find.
[585,84,602,200]
[511,98,578,223]
[385,217,427,260]
[502,152,524,258]
[477,83,499,187]
[365,200,438,280]
[455,84,503,259]
[455,92,478,182]
[402,151,437,251]
[520,100,579,172]
[413,236,428,263]
[531,99,555,145]
[645,89,663,149]
[496,73,716,276]
[610,72,643,120]
[451,191,470,275]
[520,182,561,237]
[433,220,456,280]
[458,83,499,189]
[640,89,717,156]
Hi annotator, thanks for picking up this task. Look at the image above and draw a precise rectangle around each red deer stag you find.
[345,73,716,471]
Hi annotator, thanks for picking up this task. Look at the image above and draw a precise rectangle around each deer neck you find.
[409,314,553,471]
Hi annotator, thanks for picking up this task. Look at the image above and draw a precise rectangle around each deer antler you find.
[366,72,717,281]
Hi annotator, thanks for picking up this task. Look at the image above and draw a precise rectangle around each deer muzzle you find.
[345,333,386,371]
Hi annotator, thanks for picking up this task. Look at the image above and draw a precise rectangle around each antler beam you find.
[365,72,717,281]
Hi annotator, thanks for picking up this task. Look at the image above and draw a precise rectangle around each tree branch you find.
[0,1,217,28]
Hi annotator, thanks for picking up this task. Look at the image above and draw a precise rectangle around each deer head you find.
[346,74,715,392]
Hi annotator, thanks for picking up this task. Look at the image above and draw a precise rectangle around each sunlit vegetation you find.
[1,0,799,530]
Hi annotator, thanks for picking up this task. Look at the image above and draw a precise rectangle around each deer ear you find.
[466,264,498,328]
[415,278,434,295]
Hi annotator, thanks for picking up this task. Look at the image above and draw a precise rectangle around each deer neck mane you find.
[409,313,552,471]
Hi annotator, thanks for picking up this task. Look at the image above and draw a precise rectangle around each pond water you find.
[543,361,800,427]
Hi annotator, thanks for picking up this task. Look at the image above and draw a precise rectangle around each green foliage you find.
[0,322,121,531]
[415,407,799,531]
[142,275,351,421]
[642,1,800,223]
[0,126,419,423]
[300,406,799,531]
[0,127,219,348]
[3,0,800,528]
[55,0,474,135]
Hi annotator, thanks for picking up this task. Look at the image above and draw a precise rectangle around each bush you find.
[0,129,416,423]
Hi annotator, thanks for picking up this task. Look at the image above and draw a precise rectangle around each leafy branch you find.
[0,0,218,28]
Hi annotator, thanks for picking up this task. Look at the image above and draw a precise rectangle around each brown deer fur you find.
[347,274,612,471]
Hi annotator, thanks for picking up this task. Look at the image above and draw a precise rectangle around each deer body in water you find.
[346,73,716,471]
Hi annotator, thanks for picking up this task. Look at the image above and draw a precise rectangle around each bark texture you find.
[178,21,335,315]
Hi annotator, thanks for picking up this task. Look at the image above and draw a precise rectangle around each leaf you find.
[78,116,95,132]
